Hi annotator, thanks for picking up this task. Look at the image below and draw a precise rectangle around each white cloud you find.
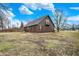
[66,22,72,25]
[67,15,79,21]
[19,5,33,15]
[24,3,41,10]
[7,10,15,17]
[67,15,79,25]
[40,3,55,12]
[24,3,39,10]
[24,3,55,12]
[70,7,79,10]
[9,8,13,11]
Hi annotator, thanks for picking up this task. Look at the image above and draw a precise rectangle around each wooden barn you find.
[24,15,55,32]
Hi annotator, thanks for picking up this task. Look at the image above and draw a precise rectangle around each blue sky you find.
[1,3,79,27]
[8,3,54,21]
[54,3,79,16]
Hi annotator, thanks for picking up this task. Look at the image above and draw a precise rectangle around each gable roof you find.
[26,15,55,27]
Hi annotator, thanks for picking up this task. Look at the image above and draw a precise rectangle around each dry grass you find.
[0,31,79,56]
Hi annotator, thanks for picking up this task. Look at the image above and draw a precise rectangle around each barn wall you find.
[24,16,55,32]
[24,25,40,32]
[38,16,55,32]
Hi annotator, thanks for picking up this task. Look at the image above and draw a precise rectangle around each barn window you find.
[39,25,42,30]
[45,19,50,26]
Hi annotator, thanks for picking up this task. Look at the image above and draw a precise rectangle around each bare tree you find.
[20,22,24,28]
[0,14,3,30]
[54,9,67,32]
[20,22,24,31]
[0,4,9,31]
[72,24,75,31]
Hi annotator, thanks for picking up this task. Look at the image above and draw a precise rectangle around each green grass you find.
[60,31,79,47]
[47,43,59,48]
[0,42,14,52]
[62,31,79,39]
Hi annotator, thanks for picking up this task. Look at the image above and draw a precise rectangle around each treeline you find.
[0,4,24,32]
[62,24,79,31]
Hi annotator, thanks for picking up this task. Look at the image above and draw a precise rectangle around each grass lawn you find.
[60,31,79,48]
[0,31,79,56]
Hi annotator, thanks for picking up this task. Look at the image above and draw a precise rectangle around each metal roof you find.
[26,15,54,27]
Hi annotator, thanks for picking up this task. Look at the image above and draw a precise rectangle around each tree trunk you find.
[57,27,60,32]
[1,19,3,31]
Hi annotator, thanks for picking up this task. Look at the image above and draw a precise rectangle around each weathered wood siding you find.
[38,16,55,32]
[24,16,55,32]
